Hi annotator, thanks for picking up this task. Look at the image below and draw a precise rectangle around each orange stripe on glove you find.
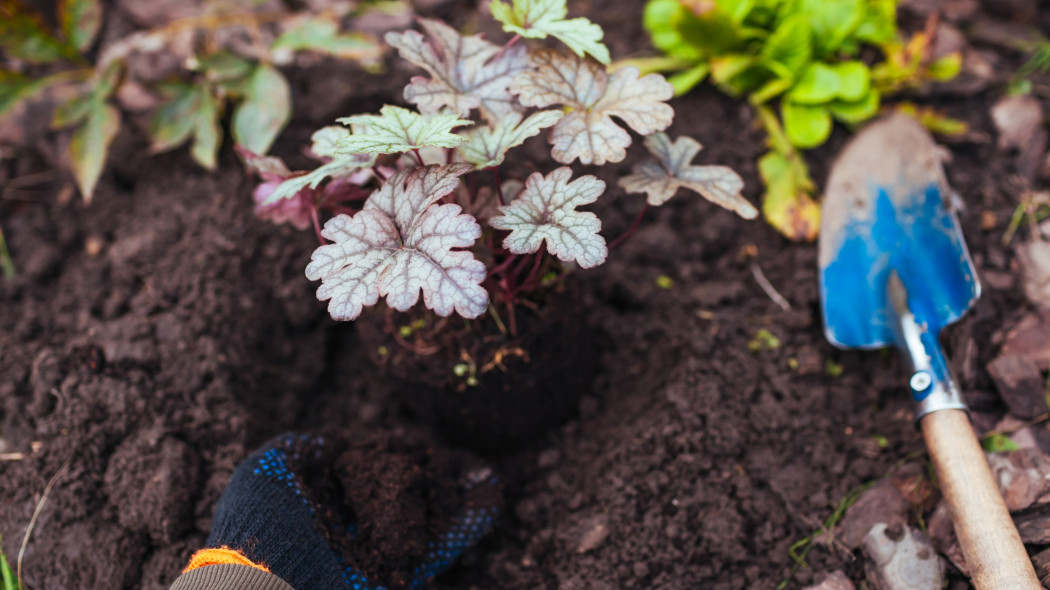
[183,546,270,574]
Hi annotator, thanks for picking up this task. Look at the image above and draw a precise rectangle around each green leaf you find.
[758,150,820,241]
[59,0,101,52]
[1,533,18,590]
[0,11,76,64]
[668,62,711,95]
[94,61,122,99]
[195,51,256,83]
[232,64,291,155]
[52,94,94,127]
[644,0,704,61]
[828,88,879,124]
[149,82,222,169]
[760,15,811,79]
[790,0,863,57]
[928,53,961,81]
[981,433,1021,453]
[749,76,792,104]
[782,101,831,148]
[190,90,222,170]
[786,63,838,103]
[491,0,610,64]
[757,150,789,186]
[831,61,869,101]
[336,105,472,155]
[788,61,869,104]
[272,14,380,60]
[894,103,969,136]
[710,54,757,87]
[458,110,562,168]
[70,98,120,203]
[148,83,202,152]
[263,152,376,207]
[0,71,54,119]
[854,0,897,46]
[720,0,757,23]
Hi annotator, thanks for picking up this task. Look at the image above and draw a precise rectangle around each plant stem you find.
[412,148,425,167]
[494,34,522,61]
[371,166,388,182]
[509,252,544,298]
[489,253,518,278]
[466,171,477,206]
[492,167,506,205]
[310,206,326,245]
[506,300,518,337]
[522,252,544,289]
[608,203,649,250]
[0,226,14,280]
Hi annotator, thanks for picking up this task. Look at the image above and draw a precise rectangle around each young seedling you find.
[0,535,18,590]
[248,0,755,330]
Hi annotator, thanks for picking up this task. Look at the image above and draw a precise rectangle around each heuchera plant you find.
[247,0,757,325]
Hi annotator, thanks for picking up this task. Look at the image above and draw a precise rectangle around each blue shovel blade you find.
[818,114,980,350]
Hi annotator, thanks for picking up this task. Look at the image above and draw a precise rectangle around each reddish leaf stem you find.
[608,203,649,250]
[371,166,389,182]
[492,167,506,205]
[489,253,518,278]
[494,34,522,62]
[509,252,544,298]
[310,206,327,245]
[506,300,518,336]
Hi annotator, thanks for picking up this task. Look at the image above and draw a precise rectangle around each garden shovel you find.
[818,113,1040,589]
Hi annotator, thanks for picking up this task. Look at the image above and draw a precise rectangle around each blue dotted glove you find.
[202,433,500,590]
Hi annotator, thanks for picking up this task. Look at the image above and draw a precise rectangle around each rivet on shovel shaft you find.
[910,372,932,393]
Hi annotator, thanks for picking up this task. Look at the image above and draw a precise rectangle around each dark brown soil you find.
[1,1,1047,589]
[355,283,597,454]
[323,429,503,588]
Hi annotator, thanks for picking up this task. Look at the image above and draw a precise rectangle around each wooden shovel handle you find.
[921,409,1041,589]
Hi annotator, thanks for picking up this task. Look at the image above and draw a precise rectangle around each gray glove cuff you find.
[170,564,295,590]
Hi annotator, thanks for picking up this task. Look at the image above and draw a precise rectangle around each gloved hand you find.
[169,433,500,590]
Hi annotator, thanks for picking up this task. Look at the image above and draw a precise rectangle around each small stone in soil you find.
[837,480,910,549]
[987,448,1050,511]
[1011,503,1050,544]
[862,523,944,590]
[987,354,1047,419]
[927,499,968,575]
[803,570,856,590]
[999,312,1050,370]
[1030,547,1050,587]
[1018,240,1050,311]
[574,516,610,554]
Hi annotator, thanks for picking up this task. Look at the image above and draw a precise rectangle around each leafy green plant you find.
[0,0,382,203]
[640,0,960,240]
[246,0,755,329]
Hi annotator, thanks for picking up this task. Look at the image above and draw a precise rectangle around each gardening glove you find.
[169,432,500,590]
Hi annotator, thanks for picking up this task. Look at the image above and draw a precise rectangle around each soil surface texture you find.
[2,0,1049,589]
